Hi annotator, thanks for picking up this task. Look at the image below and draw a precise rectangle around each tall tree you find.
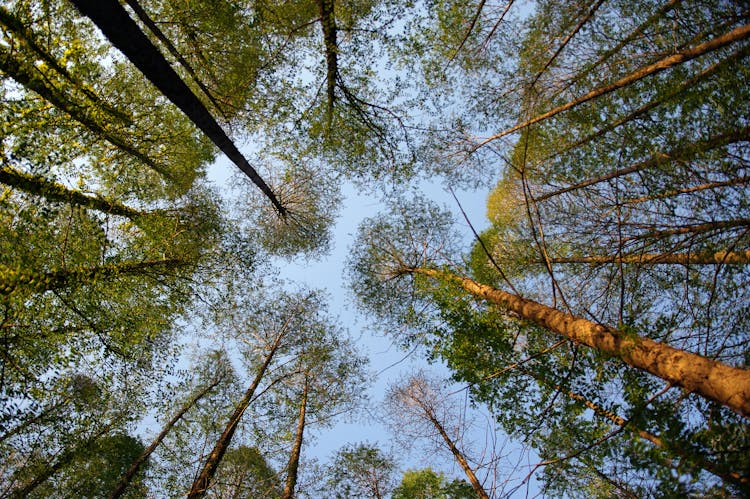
[110,362,227,499]
[348,195,750,494]
[323,442,397,499]
[383,372,491,499]
[69,0,287,216]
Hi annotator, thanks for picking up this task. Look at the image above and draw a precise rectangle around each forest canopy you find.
[1,0,748,497]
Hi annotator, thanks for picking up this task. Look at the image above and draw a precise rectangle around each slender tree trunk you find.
[535,125,750,202]
[624,175,750,205]
[70,0,286,217]
[546,43,750,163]
[528,0,606,89]
[9,424,113,498]
[109,376,224,499]
[0,46,170,180]
[281,377,309,499]
[476,22,750,149]
[415,399,489,499]
[0,6,130,124]
[624,219,750,242]
[187,333,285,498]
[407,267,750,417]
[0,164,143,219]
[545,250,750,265]
[122,0,226,117]
[520,367,750,490]
[0,258,188,296]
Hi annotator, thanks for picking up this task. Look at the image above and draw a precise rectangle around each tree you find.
[185,288,367,498]
[276,313,369,499]
[110,359,228,499]
[186,291,309,498]
[383,372,492,499]
[324,442,397,499]
[348,194,750,495]
[69,0,286,216]
[392,468,475,499]
[208,446,282,499]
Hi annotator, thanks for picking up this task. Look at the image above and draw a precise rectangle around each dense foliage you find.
[1,0,748,497]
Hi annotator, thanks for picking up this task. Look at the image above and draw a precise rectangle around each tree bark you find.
[0,258,188,296]
[411,396,489,499]
[187,333,285,498]
[110,376,223,499]
[70,0,287,217]
[475,22,750,150]
[0,164,143,219]
[520,367,749,490]
[407,267,750,417]
[545,250,750,265]
[316,0,338,129]
[281,377,309,499]
[122,0,226,118]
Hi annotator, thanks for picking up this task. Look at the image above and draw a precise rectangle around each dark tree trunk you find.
[70,0,286,216]
[110,376,224,499]
[187,333,285,498]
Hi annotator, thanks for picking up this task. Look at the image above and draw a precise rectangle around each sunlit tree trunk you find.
[187,333,284,499]
[0,164,143,220]
[418,399,489,499]
[545,250,750,265]
[535,125,750,202]
[476,22,750,149]
[0,258,188,296]
[281,376,309,499]
[406,267,750,417]
[110,376,223,499]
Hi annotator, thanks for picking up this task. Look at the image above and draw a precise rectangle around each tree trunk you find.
[624,175,750,205]
[1,258,188,296]
[187,333,285,498]
[109,376,223,499]
[0,46,169,180]
[475,22,750,149]
[546,250,750,265]
[535,125,750,202]
[407,267,750,417]
[416,399,489,499]
[550,43,750,162]
[281,377,309,499]
[624,219,750,242]
[70,0,286,217]
[122,0,226,117]
[520,367,750,490]
[316,0,338,128]
[0,164,143,219]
